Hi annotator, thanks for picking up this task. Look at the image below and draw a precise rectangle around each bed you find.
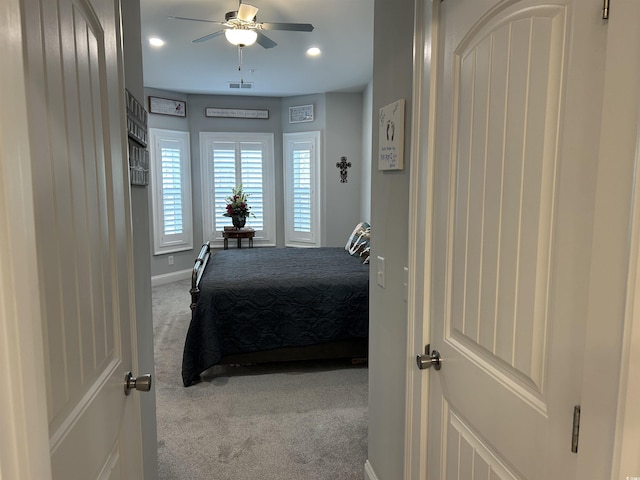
[182,227,371,386]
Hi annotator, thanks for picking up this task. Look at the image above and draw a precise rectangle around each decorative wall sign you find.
[336,156,351,183]
[205,107,269,119]
[289,104,314,123]
[378,99,405,170]
[149,96,187,117]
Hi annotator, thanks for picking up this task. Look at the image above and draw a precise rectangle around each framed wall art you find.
[205,107,269,119]
[378,99,405,170]
[149,96,187,117]
[289,104,314,123]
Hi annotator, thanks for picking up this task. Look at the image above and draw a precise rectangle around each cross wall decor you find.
[336,156,351,183]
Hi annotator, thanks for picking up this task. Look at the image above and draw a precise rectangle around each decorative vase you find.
[232,215,246,229]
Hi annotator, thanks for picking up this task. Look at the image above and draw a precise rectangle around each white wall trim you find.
[151,269,191,286]
[149,128,193,256]
[613,129,640,477]
[364,460,380,480]
[610,3,640,476]
[283,131,322,247]
[199,132,277,245]
[404,0,438,479]
[577,0,640,477]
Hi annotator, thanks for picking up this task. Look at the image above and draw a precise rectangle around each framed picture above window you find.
[149,96,187,117]
[289,104,314,123]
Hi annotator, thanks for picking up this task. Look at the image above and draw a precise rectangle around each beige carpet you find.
[152,279,368,480]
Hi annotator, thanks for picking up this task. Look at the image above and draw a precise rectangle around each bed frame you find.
[190,241,211,312]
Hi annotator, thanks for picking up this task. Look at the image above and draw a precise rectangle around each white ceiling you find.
[140,0,374,97]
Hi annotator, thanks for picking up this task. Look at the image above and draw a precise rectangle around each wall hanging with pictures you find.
[149,96,187,117]
[125,90,149,186]
[126,90,148,147]
[128,142,149,186]
[378,99,405,170]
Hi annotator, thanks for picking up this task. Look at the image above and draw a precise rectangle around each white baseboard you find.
[364,460,380,480]
[151,269,191,287]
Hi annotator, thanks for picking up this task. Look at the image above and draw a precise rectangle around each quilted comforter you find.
[182,247,369,386]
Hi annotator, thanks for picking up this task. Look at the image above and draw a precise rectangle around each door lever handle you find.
[416,344,441,370]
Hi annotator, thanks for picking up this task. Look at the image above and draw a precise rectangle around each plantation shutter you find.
[283,131,321,247]
[239,143,264,231]
[292,144,312,233]
[212,142,236,228]
[211,141,267,231]
[201,132,275,246]
[150,128,192,255]
[160,144,183,237]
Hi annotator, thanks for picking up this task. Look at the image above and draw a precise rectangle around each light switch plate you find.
[377,256,385,288]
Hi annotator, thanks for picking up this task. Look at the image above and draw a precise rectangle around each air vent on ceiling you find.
[228,81,254,90]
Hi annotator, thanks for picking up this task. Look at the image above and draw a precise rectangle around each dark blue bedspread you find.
[182,247,370,386]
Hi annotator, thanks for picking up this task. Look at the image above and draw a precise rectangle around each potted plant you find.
[223,184,253,229]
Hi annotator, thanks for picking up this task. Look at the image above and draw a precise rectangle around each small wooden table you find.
[222,227,255,250]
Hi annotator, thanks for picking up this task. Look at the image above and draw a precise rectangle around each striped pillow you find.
[345,222,371,264]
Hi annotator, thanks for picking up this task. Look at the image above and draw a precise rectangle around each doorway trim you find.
[581,0,640,476]
[403,0,438,478]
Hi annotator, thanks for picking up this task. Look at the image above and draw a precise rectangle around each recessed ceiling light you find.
[306,47,321,57]
[149,37,165,47]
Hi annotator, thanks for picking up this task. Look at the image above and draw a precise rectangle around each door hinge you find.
[571,405,581,453]
[602,0,610,19]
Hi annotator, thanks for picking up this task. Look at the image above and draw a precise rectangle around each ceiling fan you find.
[169,1,314,49]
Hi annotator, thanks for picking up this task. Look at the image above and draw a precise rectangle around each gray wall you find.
[325,93,365,246]
[367,0,415,478]
[121,2,159,479]
[147,90,370,278]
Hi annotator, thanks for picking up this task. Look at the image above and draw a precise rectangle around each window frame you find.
[149,128,193,255]
[283,131,322,247]
[200,132,276,247]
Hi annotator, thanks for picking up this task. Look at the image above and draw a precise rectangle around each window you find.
[200,132,276,246]
[149,128,193,255]
[283,131,321,247]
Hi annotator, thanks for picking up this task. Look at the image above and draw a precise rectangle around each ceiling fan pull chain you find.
[237,46,245,85]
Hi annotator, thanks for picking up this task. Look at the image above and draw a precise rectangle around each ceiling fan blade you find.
[259,22,314,32]
[237,4,259,22]
[255,31,277,49]
[169,15,225,24]
[192,30,225,43]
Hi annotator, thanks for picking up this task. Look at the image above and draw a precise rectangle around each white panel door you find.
[20,0,144,478]
[424,0,607,478]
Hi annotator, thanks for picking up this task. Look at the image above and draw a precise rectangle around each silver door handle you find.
[124,371,152,395]
[416,344,441,370]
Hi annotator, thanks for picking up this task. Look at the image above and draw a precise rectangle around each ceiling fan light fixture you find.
[224,28,258,47]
